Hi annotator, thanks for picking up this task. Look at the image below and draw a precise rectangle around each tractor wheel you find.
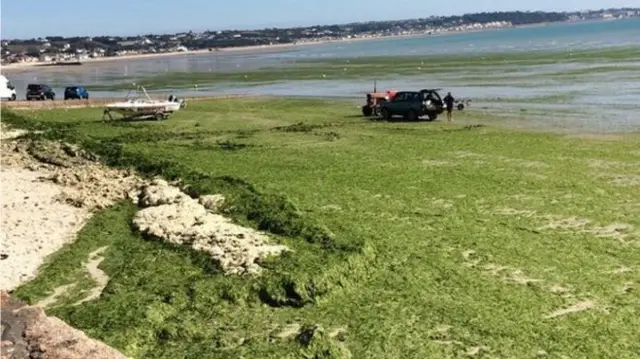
[362,105,373,117]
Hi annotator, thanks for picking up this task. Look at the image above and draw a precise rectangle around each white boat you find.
[103,86,186,121]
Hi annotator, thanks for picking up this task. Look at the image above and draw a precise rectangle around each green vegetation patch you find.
[306,45,640,66]
[4,97,640,358]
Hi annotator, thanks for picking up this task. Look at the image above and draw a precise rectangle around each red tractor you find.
[361,81,398,117]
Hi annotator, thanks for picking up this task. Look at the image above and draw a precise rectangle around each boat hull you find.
[105,102,181,114]
[102,86,185,121]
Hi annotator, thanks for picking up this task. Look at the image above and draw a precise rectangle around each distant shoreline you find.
[0,25,523,73]
[0,43,296,73]
[0,18,628,74]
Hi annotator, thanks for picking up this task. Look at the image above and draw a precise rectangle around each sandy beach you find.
[0,169,90,291]
[0,126,91,292]
[0,124,147,292]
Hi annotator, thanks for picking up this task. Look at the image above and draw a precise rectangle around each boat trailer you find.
[102,86,186,122]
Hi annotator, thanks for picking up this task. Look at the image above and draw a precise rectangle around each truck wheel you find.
[10,94,16,101]
[362,105,373,117]
[381,108,391,120]
[407,110,418,121]
[457,103,465,111]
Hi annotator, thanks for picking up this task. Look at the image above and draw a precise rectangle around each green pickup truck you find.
[378,89,445,121]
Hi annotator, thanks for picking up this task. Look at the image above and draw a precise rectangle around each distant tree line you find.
[331,10,570,32]
[460,11,568,25]
[164,10,575,49]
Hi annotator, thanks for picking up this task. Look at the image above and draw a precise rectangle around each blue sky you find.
[1,0,638,39]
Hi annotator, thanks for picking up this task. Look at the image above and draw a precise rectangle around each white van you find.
[0,75,17,101]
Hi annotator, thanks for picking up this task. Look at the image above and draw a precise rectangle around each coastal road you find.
[0,94,263,110]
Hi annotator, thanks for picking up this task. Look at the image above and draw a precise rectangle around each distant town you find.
[1,8,638,65]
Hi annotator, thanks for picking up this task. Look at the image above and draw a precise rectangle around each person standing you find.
[443,92,455,122]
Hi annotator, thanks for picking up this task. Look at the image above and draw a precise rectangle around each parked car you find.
[26,84,55,101]
[0,75,17,101]
[378,89,445,121]
[64,86,89,100]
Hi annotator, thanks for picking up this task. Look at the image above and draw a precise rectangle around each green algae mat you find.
[3,97,640,359]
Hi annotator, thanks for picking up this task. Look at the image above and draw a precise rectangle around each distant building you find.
[39,54,53,62]
[118,40,138,47]
[90,49,105,58]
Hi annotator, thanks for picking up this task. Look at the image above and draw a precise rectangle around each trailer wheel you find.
[362,105,373,117]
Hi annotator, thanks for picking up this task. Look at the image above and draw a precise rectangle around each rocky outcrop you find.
[132,179,289,275]
[1,291,132,359]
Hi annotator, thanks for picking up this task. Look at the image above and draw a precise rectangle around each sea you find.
[3,18,640,132]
